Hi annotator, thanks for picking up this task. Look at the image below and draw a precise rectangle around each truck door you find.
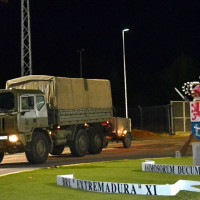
[18,95,37,132]
[35,95,48,127]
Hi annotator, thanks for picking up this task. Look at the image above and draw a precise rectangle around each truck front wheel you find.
[69,129,89,157]
[25,133,50,164]
[123,132,132,148]
[0,152,4,163]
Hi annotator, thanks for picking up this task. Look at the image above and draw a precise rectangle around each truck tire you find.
[88,127,103,154]
[0,152,4,163]
[50,145,65,155]
[25,132,50,164]
[69,129,89,157]
[123,132,132,148]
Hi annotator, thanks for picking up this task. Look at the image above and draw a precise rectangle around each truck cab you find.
[0,88,49,163]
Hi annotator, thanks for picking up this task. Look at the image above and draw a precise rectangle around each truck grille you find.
[0,117,15,132]
[0,118,4,132]
[0,118,2,132]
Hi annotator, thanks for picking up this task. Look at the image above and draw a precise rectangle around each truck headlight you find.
[9,135,19,143]
[123,130,127,135]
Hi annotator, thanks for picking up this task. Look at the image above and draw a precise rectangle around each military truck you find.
[0,75,132,164]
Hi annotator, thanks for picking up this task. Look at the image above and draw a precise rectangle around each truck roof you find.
[6,75,110,88]
[0,88,44,95]
[6,75,54,88]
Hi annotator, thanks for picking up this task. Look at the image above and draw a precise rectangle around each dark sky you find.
[0,0,200,107]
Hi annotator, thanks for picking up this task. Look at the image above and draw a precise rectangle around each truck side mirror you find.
[28,96,34,107]
[20,111,26,116]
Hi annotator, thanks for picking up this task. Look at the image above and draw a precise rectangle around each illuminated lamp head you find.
[191,85,200,98]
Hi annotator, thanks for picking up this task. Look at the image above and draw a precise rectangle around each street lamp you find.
[122,28,129,118]
[77,49,85,78]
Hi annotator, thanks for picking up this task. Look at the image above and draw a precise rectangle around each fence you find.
[115,101,191,134]
[130,105,171,133]
[170,101,191,134]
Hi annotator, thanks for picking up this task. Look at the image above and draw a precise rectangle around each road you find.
[0,135,193,176]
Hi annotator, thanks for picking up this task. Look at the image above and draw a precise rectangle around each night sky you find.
[1,0,200,108]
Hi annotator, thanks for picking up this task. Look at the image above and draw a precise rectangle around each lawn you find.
[0,157,200,200]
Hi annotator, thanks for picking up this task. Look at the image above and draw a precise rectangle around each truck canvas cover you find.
[6,75,113,110]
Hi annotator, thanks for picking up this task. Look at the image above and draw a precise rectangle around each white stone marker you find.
[192,142,200,166]
[57,174,200,196]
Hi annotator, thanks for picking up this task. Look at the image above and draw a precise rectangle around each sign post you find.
[190,101,200,165]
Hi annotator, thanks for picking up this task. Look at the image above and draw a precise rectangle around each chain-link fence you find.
[115,101,191,134]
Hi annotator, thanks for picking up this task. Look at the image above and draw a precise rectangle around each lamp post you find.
[77,49,85,78]
[122,28,129,118]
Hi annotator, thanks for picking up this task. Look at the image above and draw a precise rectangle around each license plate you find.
[0,136,8,140]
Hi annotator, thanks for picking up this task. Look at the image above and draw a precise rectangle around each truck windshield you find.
[0,92,14,111]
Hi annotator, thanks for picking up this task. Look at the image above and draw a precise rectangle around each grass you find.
[0,157,200,200]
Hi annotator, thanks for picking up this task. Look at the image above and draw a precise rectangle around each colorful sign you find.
[190,102,200,140]
[57,174,200,196]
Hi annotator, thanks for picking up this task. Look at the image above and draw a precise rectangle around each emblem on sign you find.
[190,102,200,121]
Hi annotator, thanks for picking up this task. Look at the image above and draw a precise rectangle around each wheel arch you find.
[87,122,104,134]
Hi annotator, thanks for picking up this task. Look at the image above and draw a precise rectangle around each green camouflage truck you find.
[0,75,131,164]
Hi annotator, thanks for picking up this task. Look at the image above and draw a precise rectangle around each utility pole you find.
[21,0,32,76]
[77,49,85,78]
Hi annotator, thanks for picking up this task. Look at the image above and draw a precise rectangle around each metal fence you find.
[130,105,171,133]
[170,101,191,134]
[115,101,191,134]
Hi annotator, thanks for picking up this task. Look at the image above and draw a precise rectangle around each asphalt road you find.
[0,135,193,176]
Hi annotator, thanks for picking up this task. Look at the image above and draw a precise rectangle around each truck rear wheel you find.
[123,132,132,148]
[25,132,50,164]
[69,129,89,157]
[50,145,65,155]
[0,152,4,163]
[88,127,103,154]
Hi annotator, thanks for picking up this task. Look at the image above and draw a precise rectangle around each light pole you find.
[77,49,85,78]
[122,28,129,118]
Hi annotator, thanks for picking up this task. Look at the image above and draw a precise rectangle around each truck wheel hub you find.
[36,141,45,155]
[79,136,86,149]
[94,135,101,147]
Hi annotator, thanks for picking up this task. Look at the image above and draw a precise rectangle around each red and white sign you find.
[190,102,200,122]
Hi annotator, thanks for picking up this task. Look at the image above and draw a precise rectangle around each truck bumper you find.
[0,134,24,153]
